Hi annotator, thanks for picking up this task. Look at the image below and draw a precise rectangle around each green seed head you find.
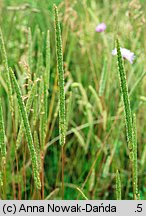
[54,5,66,146]
[9,68,41,190]
[116,39,133,151]
[116,170,121,200]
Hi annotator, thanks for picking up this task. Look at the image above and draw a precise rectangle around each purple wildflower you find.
[112,47,135,64]
[95,23,106,32]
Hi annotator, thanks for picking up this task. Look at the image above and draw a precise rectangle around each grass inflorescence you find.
[9,68,41,190]
[0,29,13,114]
[116,170,121,200]
[54,4,66,199]
[116,39,133,151]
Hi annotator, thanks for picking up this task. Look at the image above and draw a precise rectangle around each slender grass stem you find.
[61,145,65,199]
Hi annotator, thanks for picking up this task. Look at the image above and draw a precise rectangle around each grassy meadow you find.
[0,0,146,200]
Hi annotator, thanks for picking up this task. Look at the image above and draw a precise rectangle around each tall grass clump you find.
[9,68,41,190]
[54,4,66,199]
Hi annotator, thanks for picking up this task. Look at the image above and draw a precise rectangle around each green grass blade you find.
[99,58,107,97]
[89,85,103,115]
[130,71,146,96]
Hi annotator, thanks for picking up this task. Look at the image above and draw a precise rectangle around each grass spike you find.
[132,113,139,200]
[54,5,66,147]
[28,27,33,81]
[46,30,51,90]
[16,81,37,149]
[40,80,46,150]
[116,39,133,150]
[0,99,6,164]
[36,28,43,78]
[116,170,121,200]
[54,4,66,200]
[33,82,38,127]
[0,28,13,113]
[0,99,6,198]
[9,68,41,189]
[34,131,41,170]
[65,91,72,134]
